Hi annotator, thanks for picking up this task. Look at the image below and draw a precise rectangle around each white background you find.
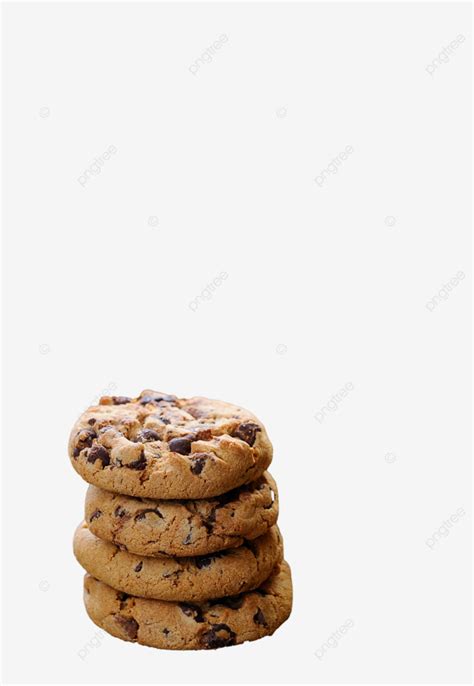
[2,1,472,683]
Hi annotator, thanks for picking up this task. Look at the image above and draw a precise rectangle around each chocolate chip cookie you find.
[74,522,283,602]
[69,390,272,499]
[85,472,278,557]
[83,560,292,650]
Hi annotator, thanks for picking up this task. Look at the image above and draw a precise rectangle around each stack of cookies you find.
[69,389,292,650]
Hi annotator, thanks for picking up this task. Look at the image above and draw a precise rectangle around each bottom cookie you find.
[83,560,292,650]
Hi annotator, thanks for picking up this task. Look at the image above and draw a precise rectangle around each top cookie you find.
[69,390,272,499]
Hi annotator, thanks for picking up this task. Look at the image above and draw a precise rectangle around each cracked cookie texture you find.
[85,472,278,557]
[74,522,283,602]
[69,390,273,499]
[83,560,292,650]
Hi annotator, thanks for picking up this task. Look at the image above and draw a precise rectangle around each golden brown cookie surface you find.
[85,472,278,557]
[69,390,272,498]
[74,522,283,602]
[83,560,292,650]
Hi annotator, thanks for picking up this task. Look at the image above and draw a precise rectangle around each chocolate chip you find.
[183,531,192,545]
[195,556,212,569]
[139,393,177,405]
[111,396,132,405]
[202,509,216,534]
[163,628,170,636]
[126,451,147,470]
[115,615,139,639]
[195,552,222,569]
[134,507,163,521]
[135,429,160,443]
[162,569,181,579]
[134,561,143,572]
[179,603,204,623]
[74,429,96,457]
[209,595,244,610]
[87,444,110,467]
[114,506,127,518]
[87,418,96,425]
[253,608,268,627]
[190,455,207,475]
[116,591,129,609]
[89,509,102,521]
[169,437,192,455]
[200,623,236,649]
[232,422,261,446]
